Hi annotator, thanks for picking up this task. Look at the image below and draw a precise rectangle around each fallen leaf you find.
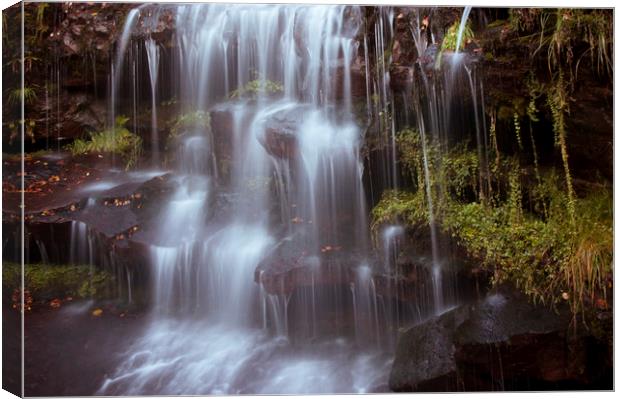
[92,308,103,317]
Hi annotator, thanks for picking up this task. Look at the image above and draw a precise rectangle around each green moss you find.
[2,262,112,301]
[66,115,142,170]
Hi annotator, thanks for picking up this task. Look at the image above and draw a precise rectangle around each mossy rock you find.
[2,262,112,302]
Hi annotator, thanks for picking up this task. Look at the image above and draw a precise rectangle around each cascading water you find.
[145,38,160,166]
[403,6,488,315]
[98,4,393,394]
[454,6,473,56]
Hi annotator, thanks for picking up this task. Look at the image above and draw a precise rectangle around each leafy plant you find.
[434,18,474,69]
[547,71,576,226]
[441,19,474,52]
[6,86,37,106]
[66,115,142,170]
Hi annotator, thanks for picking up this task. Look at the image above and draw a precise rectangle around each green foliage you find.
[435,18,474,69]
[373,183,611,315]
[441,20,474,52]
[507,164,523,224]
[2,262,111,301]
[6,86,37,106]
[229,79,284,99]
[371,189,427,234]
[374,128,612,316]
[547,71,576,225]
[443,144,479,200]
[508,8,543,32]
[526,73,543,122]
[513,112,523,149]
[397,128,479,202]
[168,110,211,138]
[509,9,613,80]
[66,116,142,170]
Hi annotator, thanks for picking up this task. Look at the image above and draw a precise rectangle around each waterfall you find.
[401,6,487,314]
[99,4,391,394]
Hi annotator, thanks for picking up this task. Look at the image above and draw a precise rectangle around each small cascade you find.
[386,6,485,314]
[455,6,473,55]
[34,240,50,264]
[111,8,140,130]
[68,220,133,303]
[369,7,399,190]
[351,263,380,345]
[380,225,407,346]
[69,221,92,266]
[145,38,160,166]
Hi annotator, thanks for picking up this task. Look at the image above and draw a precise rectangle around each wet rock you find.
[257,106,308,160]
[565,78,613,181]
[389,66,414,92]
[418,43,439,75]
[133,6,177,45]
[333,55,368,99]
[209,104,238,185]
[260,123,298,160]
[36,94,107,141]
[389,285,612,391]
[256,241,353,296]
[389,305,470,392]
[391,9,419,65]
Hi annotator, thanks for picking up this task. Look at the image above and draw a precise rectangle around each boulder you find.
[389,285,612,391]
[389,305,470,392]
[257,105,307,160]
[260,123,297,160]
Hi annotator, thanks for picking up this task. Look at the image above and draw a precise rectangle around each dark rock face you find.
[389,286,612,392]
[389,66,414,92]
[209,104,239,185]
[43,94,107,141]
[389,306,469,392]
[565,79,613,182]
